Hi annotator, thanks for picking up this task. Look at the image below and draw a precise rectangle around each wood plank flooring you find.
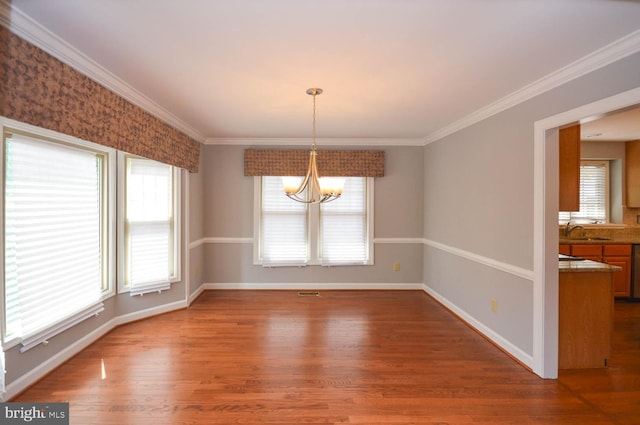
[11,291,640,424]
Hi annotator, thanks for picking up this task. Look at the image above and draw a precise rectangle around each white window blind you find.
[320,178,368,265]
[559,160,608,224]
[260,176,308,266]
[0,338,3,394]
[125,157,174,295]
[258,176,372,266]
[4,133,105,346]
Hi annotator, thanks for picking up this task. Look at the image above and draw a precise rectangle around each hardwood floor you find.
[12,291,640,424]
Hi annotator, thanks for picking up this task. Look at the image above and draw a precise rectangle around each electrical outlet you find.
[393,262,400,272]
[491,298,498,313]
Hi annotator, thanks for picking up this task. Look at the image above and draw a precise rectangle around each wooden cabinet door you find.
[602,245,631,297]
[559,244,571,255]
[603,256,631,297]
[571,244,602,259]
[626,140,640,207]
[559,124,581,211]
[559,271,612,369]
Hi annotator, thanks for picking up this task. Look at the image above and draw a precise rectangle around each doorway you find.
[534,86,640,378]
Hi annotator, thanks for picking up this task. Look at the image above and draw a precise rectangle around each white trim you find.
[188,284,206,306]
[1,117,116,154]
[424,238,534,281]
[19,303,104,353]
[1,300,187,401]
[423,285,534,370]
[424,29,640,145]
[204,137,425,147]
[533,86,640,379]
[190,236,424,249]
[189,237,253,250]
[184,170,191,305]
[188,238,205,249]
[2,5,205,143]
[202,282,424,290]
[374,237,425,244]
[129,282,171,297]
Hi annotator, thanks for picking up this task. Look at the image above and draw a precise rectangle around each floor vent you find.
[297,291,320,297]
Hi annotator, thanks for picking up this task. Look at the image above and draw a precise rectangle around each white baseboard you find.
[202,282,424,290]
[422,284,534,370]
[188,284,206,305]
[3,300,187,401]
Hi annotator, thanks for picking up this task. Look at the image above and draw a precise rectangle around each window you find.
[255,176,373,266]
[559,160,609,224]
[320,178,370,265]
[119,155,180,295]
[2,129,115,349]
[1,119,182,352]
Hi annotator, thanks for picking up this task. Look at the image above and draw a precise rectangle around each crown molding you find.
[204,137,426,146]
[2,4,206,143]
[423,29,640,145]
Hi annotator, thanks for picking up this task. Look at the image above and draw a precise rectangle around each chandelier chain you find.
[311,91,317,151]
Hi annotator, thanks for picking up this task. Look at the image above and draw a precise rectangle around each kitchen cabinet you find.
[559,267,614,369]
[559,124,581,211]
[570,244,602,262]
[561,243,631,297]
[603,244,631,297]
[625,139,640,207]
[559,244,571,255]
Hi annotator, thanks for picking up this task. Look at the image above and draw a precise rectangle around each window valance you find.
[244,149,385,177]
[0,27,200,172]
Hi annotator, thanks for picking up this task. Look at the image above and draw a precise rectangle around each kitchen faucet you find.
[564,221,584,237]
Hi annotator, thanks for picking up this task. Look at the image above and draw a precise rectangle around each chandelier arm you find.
[294,156,314,196]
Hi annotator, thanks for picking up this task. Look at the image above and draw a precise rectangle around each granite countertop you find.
[559,258,621,273]
[559,237,640,245]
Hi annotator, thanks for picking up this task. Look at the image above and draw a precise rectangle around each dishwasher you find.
[632,245,640,301]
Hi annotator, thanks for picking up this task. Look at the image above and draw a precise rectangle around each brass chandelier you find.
[282,88,344,203]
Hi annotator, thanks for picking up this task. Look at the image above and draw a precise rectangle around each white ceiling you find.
[581,105,640,142]
[5,0,640,144]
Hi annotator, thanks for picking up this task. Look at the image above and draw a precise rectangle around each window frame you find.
[117,152,181,294]
[253,176,374,266]
[0,118,116,349]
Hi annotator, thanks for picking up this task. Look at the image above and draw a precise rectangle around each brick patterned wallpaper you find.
[0,27,200,172]
[244,149,385,177]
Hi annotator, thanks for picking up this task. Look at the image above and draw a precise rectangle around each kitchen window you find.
[254,176,373,266]
[559,160,609,224]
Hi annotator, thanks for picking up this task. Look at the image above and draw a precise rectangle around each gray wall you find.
[423,51,640,358]
[201,145,424,286]
[188,153,206,297]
